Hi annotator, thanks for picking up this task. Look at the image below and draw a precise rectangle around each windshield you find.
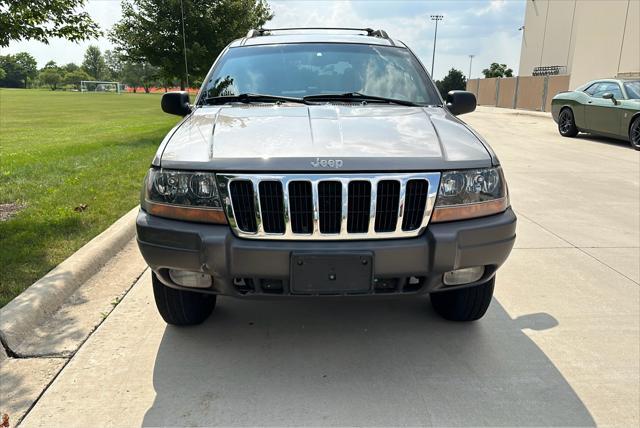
[199,43,440,105]
[623,81,640,99]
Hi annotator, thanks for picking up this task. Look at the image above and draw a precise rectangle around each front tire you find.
[558,108,578,137]
[430,277,495,322]
[630,117,640,151]
[152,272,216,326]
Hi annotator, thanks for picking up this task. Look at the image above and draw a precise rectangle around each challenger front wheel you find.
[558,108,578,137]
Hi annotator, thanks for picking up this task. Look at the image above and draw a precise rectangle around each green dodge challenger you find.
[551,79,640,150]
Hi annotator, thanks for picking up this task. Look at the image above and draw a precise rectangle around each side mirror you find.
[446,90,476,116]
[161,91,191,116]
[601,92,617,104]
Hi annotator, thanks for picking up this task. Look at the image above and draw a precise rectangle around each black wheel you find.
[558,108,578,137]
[152,272,216,326]
[430,277,495,322]
[630,117,640,151]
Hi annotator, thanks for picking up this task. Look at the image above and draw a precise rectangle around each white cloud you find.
[474,0,507,16]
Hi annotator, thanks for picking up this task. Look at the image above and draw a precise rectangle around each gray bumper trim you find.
[136,207,516,296]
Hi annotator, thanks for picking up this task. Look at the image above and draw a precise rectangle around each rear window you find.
[199,43,440,105]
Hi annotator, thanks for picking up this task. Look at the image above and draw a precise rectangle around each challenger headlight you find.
[431,167,509,222]
[142,169,226,223]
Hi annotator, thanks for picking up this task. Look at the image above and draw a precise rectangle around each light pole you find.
[468,54,475,79]
[179,0,189,90]
[430,14,443,78]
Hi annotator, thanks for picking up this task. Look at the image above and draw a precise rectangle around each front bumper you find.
[136,208,516,297]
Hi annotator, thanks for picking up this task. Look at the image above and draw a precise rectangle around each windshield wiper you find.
[202,93,307,105]
[303,92,419,106]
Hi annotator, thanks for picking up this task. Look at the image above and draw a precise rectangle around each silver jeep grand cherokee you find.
[136,28,517,326]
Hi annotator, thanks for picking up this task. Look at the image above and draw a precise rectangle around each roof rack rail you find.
[245,27,391,40]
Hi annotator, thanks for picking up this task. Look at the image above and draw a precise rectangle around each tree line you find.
[0,46,158,92]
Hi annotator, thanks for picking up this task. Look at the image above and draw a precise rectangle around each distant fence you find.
[124,86,199,94]
[466,75,570,112]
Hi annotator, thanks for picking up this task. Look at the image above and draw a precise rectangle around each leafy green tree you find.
[82,45,105,80]
[110,0,272,89]
[120,62,142,92]
[121,61,159,93]
[0,52,37,88]
[0,67,5,81]
[39,68,63,90]
[63,69,92,89]
[103,50,123,81]
[159,76,177,92]
[482,63,513,78]
[0,0,101,47]
[43,60,59,70]
[435,68,467,98]
[62,63,80,73]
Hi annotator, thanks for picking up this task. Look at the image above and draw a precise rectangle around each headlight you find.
[142,169,227,223]
[431,167,509,222]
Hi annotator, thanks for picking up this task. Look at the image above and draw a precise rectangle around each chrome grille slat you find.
[311,181,320,235]
[252,178,263,234]
[340,181,349,237]
[395,180,407,233]
[282,179,293,235]
[217,173,440,240]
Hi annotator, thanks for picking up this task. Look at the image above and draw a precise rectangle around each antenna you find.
[179,0,189,90]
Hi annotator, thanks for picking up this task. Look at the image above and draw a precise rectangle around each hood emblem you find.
[311,157,343,168]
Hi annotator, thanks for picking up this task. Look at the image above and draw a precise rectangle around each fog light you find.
[169,270,212,288]
[443,266,485,286]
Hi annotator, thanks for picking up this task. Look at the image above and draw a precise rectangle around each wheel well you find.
[629,113,640,135]
[560,106,573,114]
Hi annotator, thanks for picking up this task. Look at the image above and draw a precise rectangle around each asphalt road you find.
[19,107,640,426]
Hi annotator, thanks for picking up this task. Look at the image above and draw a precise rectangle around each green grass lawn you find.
[0,89,179,307]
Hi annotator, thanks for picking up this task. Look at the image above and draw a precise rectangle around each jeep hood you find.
[156,104,493,171]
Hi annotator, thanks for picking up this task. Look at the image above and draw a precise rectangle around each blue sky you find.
[4,0,526,80]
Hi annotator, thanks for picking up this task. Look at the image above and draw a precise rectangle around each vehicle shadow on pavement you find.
[142,297,595,427]
[574,134,633,149]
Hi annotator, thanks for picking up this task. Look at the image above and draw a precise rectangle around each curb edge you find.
[0,206,139,356]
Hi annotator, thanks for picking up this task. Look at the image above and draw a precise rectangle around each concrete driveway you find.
[18,107,640,426]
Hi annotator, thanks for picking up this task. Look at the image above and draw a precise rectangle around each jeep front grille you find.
[217,173,440,240]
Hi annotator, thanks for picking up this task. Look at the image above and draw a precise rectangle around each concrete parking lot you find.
[12,107,640,426]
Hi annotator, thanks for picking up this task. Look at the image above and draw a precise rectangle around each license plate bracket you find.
[290,252,373,294]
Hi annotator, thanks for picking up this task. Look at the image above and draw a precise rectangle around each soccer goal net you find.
[80,81,124,93]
